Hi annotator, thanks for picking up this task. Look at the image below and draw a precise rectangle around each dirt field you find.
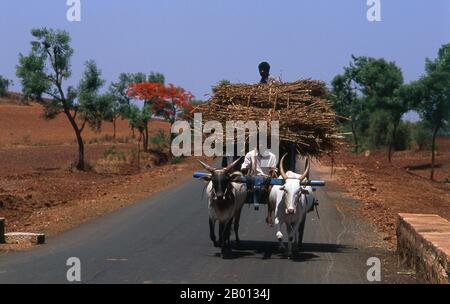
[0,98,169,148]
[319,139,450,247]
[0,100,200,251]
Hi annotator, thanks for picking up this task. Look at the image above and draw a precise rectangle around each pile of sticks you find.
[194,79,339,157]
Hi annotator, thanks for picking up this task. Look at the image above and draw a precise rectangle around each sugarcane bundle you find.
[211,79,328,108]
[194,79,340,157]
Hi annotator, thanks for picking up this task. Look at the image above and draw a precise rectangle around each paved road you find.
[0,163,410,284]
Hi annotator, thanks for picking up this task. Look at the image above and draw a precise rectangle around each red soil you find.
[320,140,449,246]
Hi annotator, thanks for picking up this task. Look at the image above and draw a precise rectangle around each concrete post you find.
[0,217,5,244]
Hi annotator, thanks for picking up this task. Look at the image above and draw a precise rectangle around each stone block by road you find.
[0,218,4,243]
[397,213,450,284]
[4,232,45,245]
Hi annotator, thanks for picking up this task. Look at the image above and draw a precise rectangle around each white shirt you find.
[241,149,277,177]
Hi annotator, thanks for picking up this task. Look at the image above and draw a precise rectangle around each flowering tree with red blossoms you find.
[127,82,194,124]
[127,82,194,152]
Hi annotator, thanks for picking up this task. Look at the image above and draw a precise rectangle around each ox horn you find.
[225,156,243,173]
[198,160,216,173]
[298,157,310,181]
[279,153,288,180]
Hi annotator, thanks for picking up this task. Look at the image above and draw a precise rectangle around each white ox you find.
[269,155,314,257]
[198,158,247,256]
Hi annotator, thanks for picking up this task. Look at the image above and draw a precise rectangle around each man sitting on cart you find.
[241,147,278,226]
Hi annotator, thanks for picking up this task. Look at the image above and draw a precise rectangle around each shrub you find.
[149,129,170,152]
[413,122,433,150]
[364,110,392,149]
[0,76,11,97]
[391,121,411,151]
[170,156,183,164]
[23,134,32,145]
[103,145,125,161]
[103,145,117,158]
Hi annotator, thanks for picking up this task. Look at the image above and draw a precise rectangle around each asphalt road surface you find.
[0,162,415,284]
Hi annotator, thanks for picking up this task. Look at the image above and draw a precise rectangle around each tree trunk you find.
[55,80,84,170]
[64,110,85,170]
[113,118,117,139]
[170,101,177,142]
[351,119,358,153]
[388,121,398,163]
[76,132,85,170]
[143,124,149,152]
[137,133,141,171]
[430,124,440,180]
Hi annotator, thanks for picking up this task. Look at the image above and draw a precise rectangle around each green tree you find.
[386,84,411,162]
[332,56,406,158]
[109,71,165,141]
[109,72,147,137]
[330,73,363,152]
[109,72,146,106]
[366,110,392,149]
[348,56,403,102]
[412,44,450,180]
[349,56,405,161]
[76,60,108,132]
[147,72,165,84]
[0,76,11,96]
[412,121,433,150]
[212,79,231,94]
[391,121,411,151]
[127,104,152,152]
[101,93,121,139]
[16,28,107,170]
[16,50,48,101]
[145,71,165,109]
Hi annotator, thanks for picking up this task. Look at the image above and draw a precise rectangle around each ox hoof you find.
[276,231,283,239]
[221,247,232,259]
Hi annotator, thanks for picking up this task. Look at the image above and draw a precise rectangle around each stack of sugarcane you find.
[194,79,340,157]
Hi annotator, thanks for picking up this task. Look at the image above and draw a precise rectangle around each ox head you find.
[278,154,310,214]
[198,158,243,201]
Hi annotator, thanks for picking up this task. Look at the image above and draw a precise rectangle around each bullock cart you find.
[192,79,338,255]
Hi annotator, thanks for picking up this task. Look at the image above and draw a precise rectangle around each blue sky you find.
[1,1,449,119]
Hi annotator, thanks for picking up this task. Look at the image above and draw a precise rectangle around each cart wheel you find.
[297,219,306,251]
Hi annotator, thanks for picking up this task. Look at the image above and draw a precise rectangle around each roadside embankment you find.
[397,213,450,284]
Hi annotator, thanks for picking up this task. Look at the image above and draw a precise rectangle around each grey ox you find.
[198,158,247,256]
